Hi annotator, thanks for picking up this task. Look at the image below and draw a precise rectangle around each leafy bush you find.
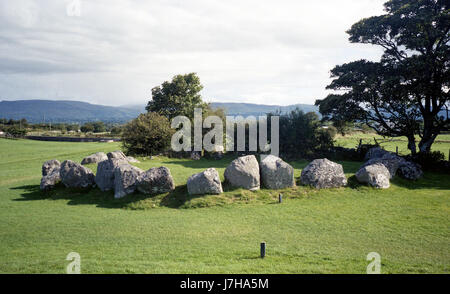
[122,112,174,156]
[269,109,334,159]
[412,151,447,171]
[4,126,27,138]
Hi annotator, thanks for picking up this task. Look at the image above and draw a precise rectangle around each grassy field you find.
[0,138,449,273]
[335,132,450,160]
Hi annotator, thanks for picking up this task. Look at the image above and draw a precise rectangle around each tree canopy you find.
[316,0,449,154]
[146,73,208,120]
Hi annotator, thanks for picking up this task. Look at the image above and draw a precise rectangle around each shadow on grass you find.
[163,154,235,170]
[11,183,221,209]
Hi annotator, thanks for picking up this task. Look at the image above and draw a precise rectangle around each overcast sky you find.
[0,0,386,107]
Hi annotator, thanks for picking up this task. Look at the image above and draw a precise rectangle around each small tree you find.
[122,112,174,156]
[146,73,208,120]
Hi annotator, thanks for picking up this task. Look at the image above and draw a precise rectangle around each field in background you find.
[335,132,450,160]
[0,139,448,273]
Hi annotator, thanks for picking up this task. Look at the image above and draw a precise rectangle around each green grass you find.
[334,132,450,160]
[0,138,449,273]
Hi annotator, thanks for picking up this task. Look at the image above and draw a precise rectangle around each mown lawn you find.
[0,138,449,273]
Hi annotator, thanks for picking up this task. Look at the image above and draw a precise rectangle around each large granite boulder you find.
[60,160,95,189]
[300,158,347,189]
[114,164,144,198]
[40,169,61,191]
[107,150,127,161]
[364,147,391,161]
[137,167,175,194]
[42,159,61,176]
[355,163,390,189]
[260,155,295,189]
[95,158,128,191]
[397,161,423,180]
[362,153,406,179]
[187,168,223,195]
[224,155,260,190]
[81,152,108,165]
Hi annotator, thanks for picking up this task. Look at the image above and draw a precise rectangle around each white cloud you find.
[0,0,386,106]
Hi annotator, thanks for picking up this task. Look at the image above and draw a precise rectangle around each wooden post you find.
[260,242,266,258]
[279,193,283,203]
[396,146,398,155]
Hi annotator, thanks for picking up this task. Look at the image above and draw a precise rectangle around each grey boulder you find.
[137,166,175,194]
[260,155,295,189]
[364,147,391,161]
[81,152,108,165]
[42,159,61,176]
[355,163,390,189]
[224,155,260,190]
[187,168,223,195]
[114,164,144,198]
[300,158,347,189]
[95,158,128,191]
[126,156,140,163]
[40,169,61,191]
[108,150,127,160]
[362,153,406,179]
[60,160,95,189]
[397,161,423,180]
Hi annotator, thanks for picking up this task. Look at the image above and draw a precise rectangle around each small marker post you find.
[260,242,266,258]
[279,193,283,203]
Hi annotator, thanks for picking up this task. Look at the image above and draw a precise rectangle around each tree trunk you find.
[407,135,417,155]
[418,135,436,153]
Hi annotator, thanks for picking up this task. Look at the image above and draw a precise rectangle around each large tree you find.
[146,73,208,120]
[315,0,449,154]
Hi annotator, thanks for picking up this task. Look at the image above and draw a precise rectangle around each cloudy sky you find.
[0,0,386,107]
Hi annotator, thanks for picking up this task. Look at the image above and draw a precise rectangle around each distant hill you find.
[0,100,142,123]
[0,100,320,123]
[210,102,319,117]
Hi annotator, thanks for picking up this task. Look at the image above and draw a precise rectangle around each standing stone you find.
[42,159,61,176]
[187,168,223,195]
[224,155,260,190]
[81,152,108,165]
[114,164,144,198]
[260,155,295,189]
[137,166,175,194]
[107,150,127,160]
[397,161,423,180]
[60,160,95,189]
[362,154,406,179]
[40,169,61,191]
[364,147,391,161]
[355,163,391,189]
[95,158,128,191]
[300,158,347,189]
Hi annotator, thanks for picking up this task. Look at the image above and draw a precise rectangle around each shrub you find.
[269,109,334,159]
[4,126,27,138]
[122,112,174,156]
[411,151,447,171]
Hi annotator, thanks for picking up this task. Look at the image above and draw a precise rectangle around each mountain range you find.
[0,100,319,123]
